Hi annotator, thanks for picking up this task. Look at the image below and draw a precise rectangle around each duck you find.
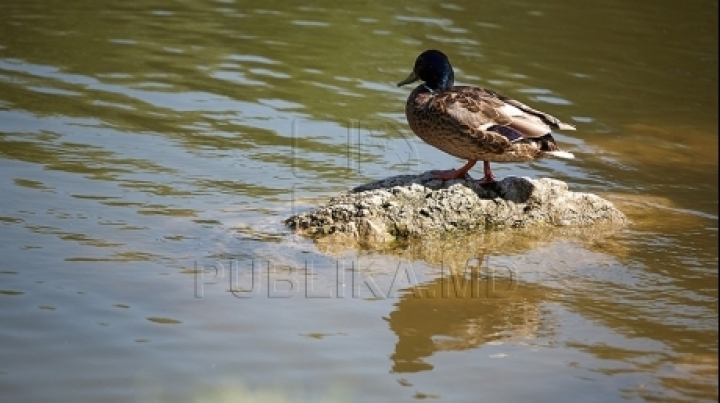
[397,49,576,184]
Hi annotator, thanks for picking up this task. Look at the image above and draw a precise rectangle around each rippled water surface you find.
[0,1,717,402]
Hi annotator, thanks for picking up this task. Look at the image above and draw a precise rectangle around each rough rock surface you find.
[285,173,627,243]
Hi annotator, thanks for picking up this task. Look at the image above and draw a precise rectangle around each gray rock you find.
[285,172,627,243]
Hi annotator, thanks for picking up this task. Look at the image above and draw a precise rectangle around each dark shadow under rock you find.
[285,172,628,244]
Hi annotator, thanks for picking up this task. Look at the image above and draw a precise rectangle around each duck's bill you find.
[397,71,419,87]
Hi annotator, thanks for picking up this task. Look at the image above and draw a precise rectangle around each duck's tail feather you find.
[547,150,575,159]
[557,123,576,131]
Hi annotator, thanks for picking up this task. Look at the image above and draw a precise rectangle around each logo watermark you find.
[194,256,518,300]
[290,118,422,178]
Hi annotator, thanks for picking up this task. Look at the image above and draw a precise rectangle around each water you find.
[0,0,717,402]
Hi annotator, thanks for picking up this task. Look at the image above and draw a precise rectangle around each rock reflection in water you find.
[318,224,627,374]
[387,265,544,373]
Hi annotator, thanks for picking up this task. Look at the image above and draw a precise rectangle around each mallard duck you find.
[397,49,576,184]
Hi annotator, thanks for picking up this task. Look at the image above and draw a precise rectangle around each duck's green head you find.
[397,49,455,91]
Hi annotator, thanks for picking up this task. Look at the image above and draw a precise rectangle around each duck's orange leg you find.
[477,160,497,185]
[432,160,477,180]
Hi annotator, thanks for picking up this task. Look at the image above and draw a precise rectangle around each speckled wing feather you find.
[482,88,577,131]
[438,86,576,144]
[427,88,518,153]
